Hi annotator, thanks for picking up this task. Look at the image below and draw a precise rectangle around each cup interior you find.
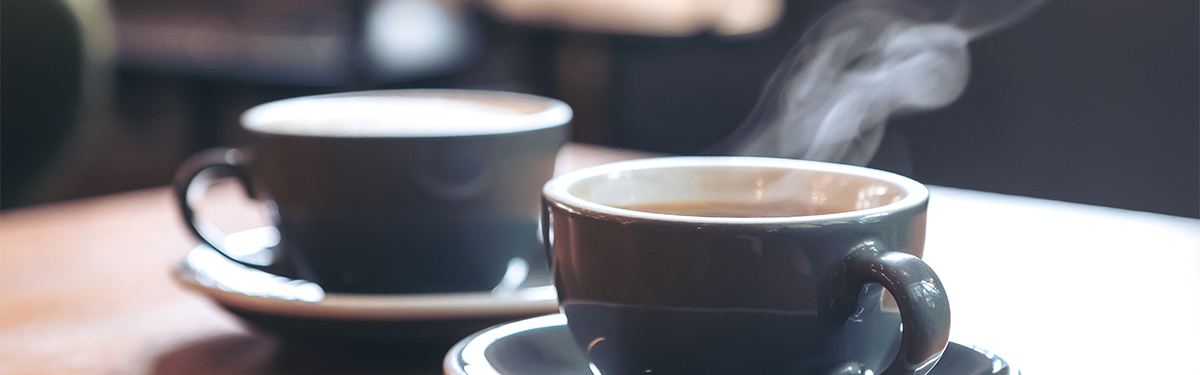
[550,157,925,221]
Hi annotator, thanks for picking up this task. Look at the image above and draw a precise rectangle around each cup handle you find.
[828,242,951,375]
[173,147,277,270]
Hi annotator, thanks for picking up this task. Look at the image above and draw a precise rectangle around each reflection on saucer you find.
[445,314,1020,375]
[173,244,559,342]
[188,247,325,302]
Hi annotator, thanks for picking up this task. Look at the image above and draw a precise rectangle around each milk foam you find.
[243,92,570,137]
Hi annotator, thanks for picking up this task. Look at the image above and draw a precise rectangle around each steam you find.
[710,0,1046,165]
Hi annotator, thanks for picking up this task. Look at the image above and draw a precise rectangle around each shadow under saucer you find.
[151,332,448,375]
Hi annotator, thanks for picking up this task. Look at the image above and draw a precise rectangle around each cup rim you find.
[240,89,573,138]
[543,156,929,225]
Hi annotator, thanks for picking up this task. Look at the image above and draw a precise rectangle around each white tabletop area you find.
[920,186,1200,374]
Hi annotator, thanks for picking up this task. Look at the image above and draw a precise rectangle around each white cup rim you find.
[543,156,929,225]
[241,89,573,138]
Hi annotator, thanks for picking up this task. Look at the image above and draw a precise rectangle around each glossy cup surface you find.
[181,90,570,294]
[542,157,937,374]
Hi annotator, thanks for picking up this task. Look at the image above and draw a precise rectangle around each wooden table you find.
[2,144,1197,374]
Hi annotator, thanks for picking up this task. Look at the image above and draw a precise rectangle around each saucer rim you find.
[442,314,1020,375]
[173,249,559,321]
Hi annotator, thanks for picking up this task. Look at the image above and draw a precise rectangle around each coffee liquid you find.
[617,200,851,218]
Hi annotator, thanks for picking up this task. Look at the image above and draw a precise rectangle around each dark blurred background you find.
[2,0,1196,218]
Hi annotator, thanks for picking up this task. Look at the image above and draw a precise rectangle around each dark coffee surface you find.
[616,199,852,217]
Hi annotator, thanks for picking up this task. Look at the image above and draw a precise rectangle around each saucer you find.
[173,245,559,343]
[444,314,1020,375]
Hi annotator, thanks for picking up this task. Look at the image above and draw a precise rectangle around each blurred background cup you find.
[541,156,949,375]
[174,89,571,294]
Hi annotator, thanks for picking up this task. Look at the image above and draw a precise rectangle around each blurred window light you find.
[363,0,475,81]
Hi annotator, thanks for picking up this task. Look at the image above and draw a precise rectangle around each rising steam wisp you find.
[710,0,1047,165]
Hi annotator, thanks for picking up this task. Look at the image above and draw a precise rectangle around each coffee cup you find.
[541,157,949,375]
[174,89,571,294]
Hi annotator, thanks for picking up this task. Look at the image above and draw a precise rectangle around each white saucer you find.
[173,246,559,343]
[444,314,1020,375]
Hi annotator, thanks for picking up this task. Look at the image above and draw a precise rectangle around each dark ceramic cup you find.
[175,89,570,294]
[541,157,950,375]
